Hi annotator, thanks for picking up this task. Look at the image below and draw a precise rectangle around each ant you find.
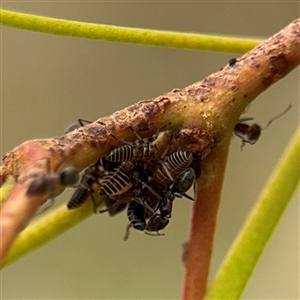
[26,158,79,201]
[234,104,292,150]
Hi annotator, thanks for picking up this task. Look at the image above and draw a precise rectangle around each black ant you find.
[26,158,79,201]
[234,104,292,150]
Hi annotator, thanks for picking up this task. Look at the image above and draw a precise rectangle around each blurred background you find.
[1,2,299,299]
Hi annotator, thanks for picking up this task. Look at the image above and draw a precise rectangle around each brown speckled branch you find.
[0,19,299,296]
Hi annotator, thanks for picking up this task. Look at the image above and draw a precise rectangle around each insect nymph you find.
[105,126,165,163]
[64,120,197,239]
[151,151,193,186]
[67,158,118,210]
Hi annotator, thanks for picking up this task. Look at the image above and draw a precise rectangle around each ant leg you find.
[135,178,162,202]
[149,125,167,142]
[109,133,132,145]
[144,231,165,237]
[129,125,166,142]
[78,118,93,127]
[238,117,254,122]
[90,193,98,214]
[99,205,113,214]
[240,140,246,151]
[177,193,195,201]
[123,223,132,241]
[129,126,142,141]
[132,197,156,214]
[161,162,174,182]
[99,197,128,215]
[35,197,56,217]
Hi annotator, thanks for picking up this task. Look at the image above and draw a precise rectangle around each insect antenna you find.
[262,104,292,130]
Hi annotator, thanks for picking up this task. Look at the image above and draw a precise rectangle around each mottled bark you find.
[0,19,299,294]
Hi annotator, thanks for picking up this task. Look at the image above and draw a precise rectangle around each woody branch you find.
[0,19,299,277]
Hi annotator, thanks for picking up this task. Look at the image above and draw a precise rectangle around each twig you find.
[1,19,300,281]
[180,18,300,299]
[182,138,231,299]
[204,125,300,299]
[0,8,260,53]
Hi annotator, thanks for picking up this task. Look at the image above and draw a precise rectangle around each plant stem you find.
[3,196,103,267]
[0,17,299,275]
[182,137,231,299]
[0,176,14,208]
[204,126,300,299]
[0,8,260,53]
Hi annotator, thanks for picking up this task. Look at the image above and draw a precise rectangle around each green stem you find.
[0,8,260,53]
[0,176,14,208]
[3,195,105,267]
[204,126,300,299]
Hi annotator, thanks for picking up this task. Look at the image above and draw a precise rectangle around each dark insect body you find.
[158,194,173,217]
[152,151,193,187]
[228,58,237,66]
[150,168,196,230]
[100,167,160,217]
[64,119,197,239]
[99,168,153,218]
[99,160,163,213]
[234,119,260,148]
[124,166,196,240]
[153,167,195,221]
[124,190,172,239]
[124,199,168,240]
[64,122,81,134]
[26,160,79,198]
[67,160,103,210]
[67,158,120,210]
[145,214,170,235]
[100,195,131,216]
[25,160,79,219]
[127,201,147,231]
[67,186,89,210]
[234,104,292,150]
[172,167,196,201]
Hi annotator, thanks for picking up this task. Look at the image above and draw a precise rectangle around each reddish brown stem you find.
[182,139,231,299]
[0,184,49,266]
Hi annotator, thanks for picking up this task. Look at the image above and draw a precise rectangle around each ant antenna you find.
[262,104,292,130]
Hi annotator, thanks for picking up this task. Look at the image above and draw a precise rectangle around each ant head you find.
[247,124,261,144]
[59,167,79,186]
[234,122,262,146]
[64,122,81,134]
